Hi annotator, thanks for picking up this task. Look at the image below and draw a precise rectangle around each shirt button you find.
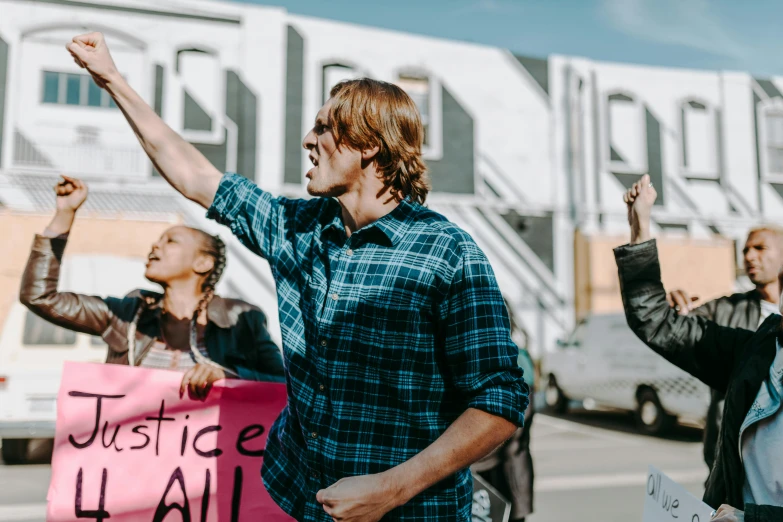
[320,339,327,347]
[346,249,354,256]
[311,471,319,479]
[331,292,339,301]
[319,384,325,391]
[311,432,318,439]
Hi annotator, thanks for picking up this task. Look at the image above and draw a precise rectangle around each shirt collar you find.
[368,198,415,247]
[321,202,345,238]
[321,197,416,247]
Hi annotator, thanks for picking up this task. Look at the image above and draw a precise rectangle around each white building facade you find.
[0,0,778,357]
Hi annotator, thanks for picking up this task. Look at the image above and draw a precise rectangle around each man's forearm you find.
[630,221,651,245]
[103,74,222,208]
[386,408,517,505]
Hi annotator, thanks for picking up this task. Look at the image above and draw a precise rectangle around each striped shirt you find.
[207,173,528,521]
[139,343,196,371]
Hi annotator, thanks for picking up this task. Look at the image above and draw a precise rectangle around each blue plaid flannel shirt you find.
[207,173,529,521]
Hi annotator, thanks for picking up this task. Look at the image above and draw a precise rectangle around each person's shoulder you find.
[102,289,159,319]
[211,295,270,328]
[713,291,759,306]
[121,289,161,303]
[276,194,338,227]
[407,205,481,251]
[223,174,326,213]
[215,296,263,314]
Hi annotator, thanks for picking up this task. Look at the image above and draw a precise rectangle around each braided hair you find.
[128,230,229,368]
[190,229,227,321]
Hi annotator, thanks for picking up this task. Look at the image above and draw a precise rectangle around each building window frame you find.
[175,47,225,145]
[758,98,783,183]
[679,98,718,179]
[321,62,363,105]
[603,91,647,174]
[396,68,443,160]
[40,70,117,109]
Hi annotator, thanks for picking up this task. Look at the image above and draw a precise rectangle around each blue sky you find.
[233,0,783,77]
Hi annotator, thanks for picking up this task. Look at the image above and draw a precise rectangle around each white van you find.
[0,302,107,463]
[0,255,151,464]
[542,313,710,435]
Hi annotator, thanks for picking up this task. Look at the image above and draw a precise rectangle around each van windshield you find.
[23,311,77,347]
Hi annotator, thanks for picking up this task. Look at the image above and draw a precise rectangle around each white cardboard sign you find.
[643,465,715,522]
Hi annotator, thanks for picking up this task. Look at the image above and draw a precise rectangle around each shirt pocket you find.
[347,281,436,379]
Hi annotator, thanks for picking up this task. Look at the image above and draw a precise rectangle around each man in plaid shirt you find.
[69,32,529,521]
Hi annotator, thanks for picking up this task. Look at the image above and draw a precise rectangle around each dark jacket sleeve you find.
[745,504,783,522]
[690,298,719,321]
[234,309,285,383]
[615,240,754,393]
[19,235,114,336]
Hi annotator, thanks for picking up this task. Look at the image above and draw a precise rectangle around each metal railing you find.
[13,131,145,178]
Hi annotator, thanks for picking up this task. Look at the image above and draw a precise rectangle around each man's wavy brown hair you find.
[329,78,431,204]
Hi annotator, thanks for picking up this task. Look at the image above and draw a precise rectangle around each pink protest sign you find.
[47,361,294,522]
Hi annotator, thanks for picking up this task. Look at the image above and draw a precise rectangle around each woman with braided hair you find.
[20,176,285,399]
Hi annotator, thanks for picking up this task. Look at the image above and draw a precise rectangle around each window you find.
[765,110,783,175]
[65,74,81,105]
[177,49,220,133]
[397,74,431,147]
[87,80,103,107]
[23,311,77,346]
[322,63,361,104]
[607,93,645,170]
[43,71,59,103]
[681,100,716,177]
[41,71,117,109]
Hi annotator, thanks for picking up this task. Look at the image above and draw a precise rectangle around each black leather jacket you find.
[616,240,783,522]
[691,291,761,330]
[20,235,285,382]
[690,290,761,470]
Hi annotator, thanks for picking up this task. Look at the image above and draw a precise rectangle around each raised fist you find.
[623,174,657,244]
[66,32,119,89]
[54,176,88,213]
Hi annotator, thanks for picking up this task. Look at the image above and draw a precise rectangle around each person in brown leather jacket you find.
[19,176,284,399]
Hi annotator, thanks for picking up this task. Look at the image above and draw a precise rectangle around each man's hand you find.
[711,504,744,521]
[180,364,226,401]
[623,174,657,244]
[65,32,222,208]
[316,473,401,522]
[667,289,700,316]
[66,32,120,89]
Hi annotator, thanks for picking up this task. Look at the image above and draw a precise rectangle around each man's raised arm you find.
[67,32,221,208]
[618,175,752,393]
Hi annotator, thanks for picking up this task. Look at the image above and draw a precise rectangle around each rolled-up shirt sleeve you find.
[206,173,284,261]
[442,244,529,427]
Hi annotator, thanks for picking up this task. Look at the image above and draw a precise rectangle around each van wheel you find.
[1,438,30,465]
[635,389,674,436]
[545,375,568,414]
